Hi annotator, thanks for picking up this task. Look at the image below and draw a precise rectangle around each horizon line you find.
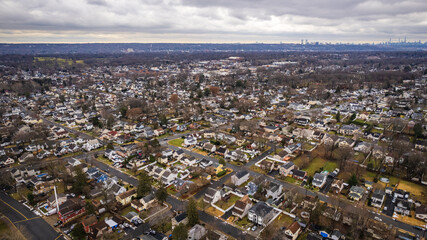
[1,41,426,45]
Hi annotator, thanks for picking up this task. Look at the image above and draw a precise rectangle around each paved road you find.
[0,192,64,240]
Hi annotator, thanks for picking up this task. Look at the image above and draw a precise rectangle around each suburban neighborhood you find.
[0,50,426,240]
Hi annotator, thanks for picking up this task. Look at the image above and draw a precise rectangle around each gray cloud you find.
[0,0,426,43]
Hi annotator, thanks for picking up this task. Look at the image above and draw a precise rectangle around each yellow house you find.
[116,189,137,206]
[215,164,225,175]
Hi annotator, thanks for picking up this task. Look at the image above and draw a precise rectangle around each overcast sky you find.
[0,0,426,43]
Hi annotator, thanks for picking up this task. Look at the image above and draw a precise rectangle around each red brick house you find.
[58,198,86,224]
[82,215,98,233]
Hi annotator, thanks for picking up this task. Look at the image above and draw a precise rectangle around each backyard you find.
[214,194,241,211]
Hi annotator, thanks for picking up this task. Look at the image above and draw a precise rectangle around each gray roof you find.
[249,201,273,217]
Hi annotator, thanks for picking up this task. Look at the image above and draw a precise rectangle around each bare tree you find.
[336,145,353,171]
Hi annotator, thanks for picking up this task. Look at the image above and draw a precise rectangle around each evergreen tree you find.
[186,198,199,227]
[347,174,358,187]
[137,172,152,198]
[71,223,86,240]
[172,224,188,240]
[155,184,168,204]
[336,111,341,123]
[72,166,88,195]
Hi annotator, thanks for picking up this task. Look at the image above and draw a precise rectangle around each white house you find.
[231,170,250,186]
[248,201,275,226]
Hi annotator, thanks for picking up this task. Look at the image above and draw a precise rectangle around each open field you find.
[302,157,327,176]
[168,138,184,147]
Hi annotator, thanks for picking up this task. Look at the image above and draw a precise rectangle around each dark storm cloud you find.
[0,0,425,42]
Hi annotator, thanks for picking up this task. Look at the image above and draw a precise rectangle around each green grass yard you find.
[302,157,327,176]
[323,161,338,172]
[168,138,184,147]
[214,194,240,211]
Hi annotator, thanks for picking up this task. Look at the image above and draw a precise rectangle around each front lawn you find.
[283,176,297,184]
[168,138,184,147]
[236,216,252,229]
[205,206,224,217]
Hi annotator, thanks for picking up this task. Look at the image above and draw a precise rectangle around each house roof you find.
[415,205,427,215]
[174,212,187,222]
[249,201,273,218]
[292,169,306,178]
[286,221,301,234]
[142,194,154,203]
[235,170,249,179]
[117,189,136,200]
[82,215,97,227]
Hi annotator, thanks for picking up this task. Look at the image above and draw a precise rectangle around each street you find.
[0,192,64,240]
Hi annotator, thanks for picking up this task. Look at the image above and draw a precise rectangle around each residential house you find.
[215,147,228,156]
[47,193,67,209]
[82,215,98,233]
[274,150,289,162]
[58,198,86,224]
[348,186,364,201]
[173,149,185,160]
[266,182,282,199]
[371,189,385,208]
[109,183,126,196]
[322,205,341,221]
[279,162,295,176]
[259,160,274,173]
[199,158,213,168]
[245,182,258,196]
[302,195,317,210]
[152,167,166,180]
[415,205,427,221]
[203,130,216,139]
[394,189,409,199]
[284,222,302,240]
[161,170,178,185]
[203,143,216,153]
[33,182,54,195]
[83,139,101,151]
[312,173,327,188]
[188,224,207,240]
[232,195,253,219]
[354,141,372,154]
[204,187,221,204]
[292,169,307,181]
[172,212,187,228]
[394,199,411,216]
[248,201,275,226]
[184,136,197,147]
[124,211,139,223]
[231,170,250,186]
[339,125,359,135]
[116,189,137,206]
[331,179,344,194]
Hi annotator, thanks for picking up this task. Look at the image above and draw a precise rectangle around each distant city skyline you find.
[1,0,426,43]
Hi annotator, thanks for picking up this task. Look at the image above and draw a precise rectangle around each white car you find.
[374,216,382,222]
